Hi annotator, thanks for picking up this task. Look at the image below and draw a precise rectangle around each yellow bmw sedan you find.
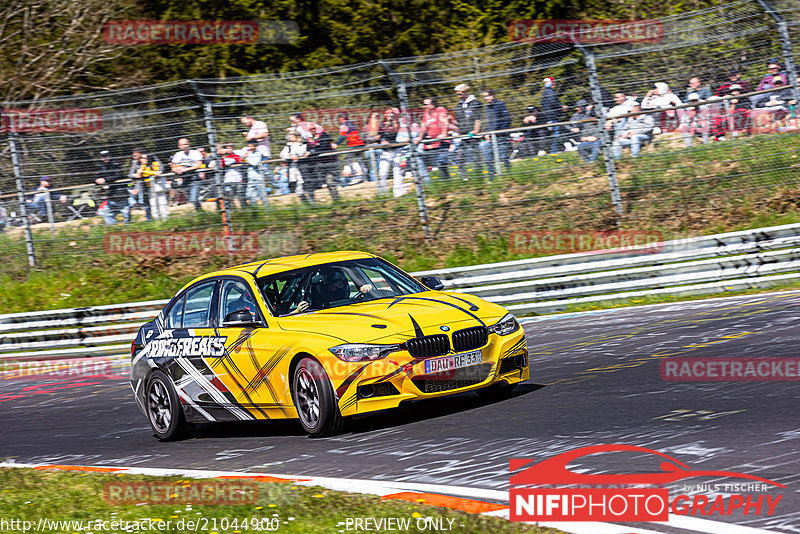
[130,251,529,439]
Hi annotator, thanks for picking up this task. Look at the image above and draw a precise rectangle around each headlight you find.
[329,343,400,362]
[488,313,519,336]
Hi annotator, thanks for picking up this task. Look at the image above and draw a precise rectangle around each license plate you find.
[424,350,482,374]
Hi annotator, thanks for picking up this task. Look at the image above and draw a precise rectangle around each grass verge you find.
[0,468,563,534]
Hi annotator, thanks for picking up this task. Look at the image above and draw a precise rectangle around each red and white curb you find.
[0,462,778,534]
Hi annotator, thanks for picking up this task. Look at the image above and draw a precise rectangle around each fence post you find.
[380,60,432,241]
[45,190,55,236]
[575,43,623,226]
[755,0,800,106]
[8,131,36,267]
[490,133,502,176]
[190,81,234,247]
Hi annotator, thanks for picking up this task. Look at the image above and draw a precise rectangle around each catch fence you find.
[2,0,800,268]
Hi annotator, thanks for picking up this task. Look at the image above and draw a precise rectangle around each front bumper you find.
[332,329,529,416]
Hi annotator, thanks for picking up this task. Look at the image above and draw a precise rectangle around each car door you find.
[213,277,286,416]
[164,279,256,422]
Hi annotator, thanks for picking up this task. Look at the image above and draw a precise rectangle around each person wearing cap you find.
[540,77,565,154]
[716,70,750,97]
[568,100,601,162]
[480,88,512,179]
[613,103,654,158]
[169,138,204,211]
[95,151,129,224]
[642,82,682,111]
[453,83,483,179]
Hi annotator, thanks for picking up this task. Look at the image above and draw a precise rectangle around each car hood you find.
[275,291,507,343]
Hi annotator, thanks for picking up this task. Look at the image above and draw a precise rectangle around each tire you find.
[476,382,517,400]
[145,370,195,441]
[292,357,343,437]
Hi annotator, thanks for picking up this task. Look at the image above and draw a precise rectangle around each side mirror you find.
[223,309,260,328]
[420,276,444,291]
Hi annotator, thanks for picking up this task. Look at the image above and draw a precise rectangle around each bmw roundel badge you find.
[440,325,450,331]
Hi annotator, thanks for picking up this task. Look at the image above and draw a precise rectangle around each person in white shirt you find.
[241,116,271,157]
[641,82,682,132]
[605,92,638,154]
[169,138,204,210]
[243,142,268,207]
[279,130,308,196]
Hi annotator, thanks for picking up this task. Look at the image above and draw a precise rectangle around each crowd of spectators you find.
[10,58,797,228]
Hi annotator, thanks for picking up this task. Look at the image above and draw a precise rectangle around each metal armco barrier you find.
[2,222,800,361]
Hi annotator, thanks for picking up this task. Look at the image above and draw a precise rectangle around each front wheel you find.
[292,358,343,437]
[146,370,195,441]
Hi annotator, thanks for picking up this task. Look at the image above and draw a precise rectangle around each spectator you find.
[577,118,603,163]
[95,151,129,224]
[375,107,402,194]
[136,153,168,221]
[517,105,548,157]
[566,99,592,150]
[335,112,366,185]
[757,60,789,91]
[219,144,245,207]
[415,98,451,180]
[169,138,203,211]
[453,83,483,179]
[279,129,308,196]
[642,82,682,132]
[711,85,751,140]
[241,115,271,179]
[753,60,789,107]
[127,148,151,220]
[28,177,52,219]
[613,103,654,158]
[679,93,711,147]
[243,142,268,207]
[605,92,636,151]
[306,126,341,202]
[716,69,751,96]
[685,76,712,101]
[406,120,430,185]
[540,77,566,154]
[273,162,292,195]
[289,113,323,144]
[480,88,512,179]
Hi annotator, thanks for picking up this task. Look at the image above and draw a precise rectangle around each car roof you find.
[180,251,378,292]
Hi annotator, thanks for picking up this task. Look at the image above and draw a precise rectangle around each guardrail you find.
[3,222,800,361]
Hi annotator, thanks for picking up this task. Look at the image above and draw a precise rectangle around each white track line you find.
[0,463,783,534]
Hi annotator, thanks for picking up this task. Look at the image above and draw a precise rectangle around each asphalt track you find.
[2,291,800,533]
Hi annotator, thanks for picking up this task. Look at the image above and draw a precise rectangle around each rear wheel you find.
[292,358,343,437]
[146,370,195,441]
[476,382,517,400]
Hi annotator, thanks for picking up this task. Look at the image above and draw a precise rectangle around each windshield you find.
[258,258,426,316]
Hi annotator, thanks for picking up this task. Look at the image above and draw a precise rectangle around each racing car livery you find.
[130,251,529,439]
